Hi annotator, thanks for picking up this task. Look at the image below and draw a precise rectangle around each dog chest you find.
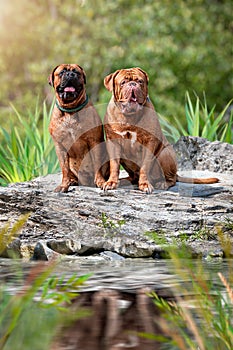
[115,130,137,147]
[52,115,84,144]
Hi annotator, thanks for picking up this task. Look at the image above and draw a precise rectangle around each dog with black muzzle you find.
[49,64,108,192]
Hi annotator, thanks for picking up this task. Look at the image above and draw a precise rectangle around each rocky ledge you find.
[0,136,232,260]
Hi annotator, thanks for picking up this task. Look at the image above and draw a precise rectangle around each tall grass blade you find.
[0,100,59,185]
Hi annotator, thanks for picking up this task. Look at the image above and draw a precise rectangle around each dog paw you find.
[54,185,69,193]
[139,181,154,194]
[95,176,106,189]
[102,180,118,190]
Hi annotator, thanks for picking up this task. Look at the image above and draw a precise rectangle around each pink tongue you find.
[64,87,75,92]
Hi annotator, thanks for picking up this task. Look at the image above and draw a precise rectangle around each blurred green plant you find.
[0,214,30,257]
[0,216,91,350]
[0,100,59,186]
[141,234,233,350]
[0,265,91,350]
[160,92,233,144]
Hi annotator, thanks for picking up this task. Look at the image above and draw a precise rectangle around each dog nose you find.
[129,81,137,86]
[66,71,76,78]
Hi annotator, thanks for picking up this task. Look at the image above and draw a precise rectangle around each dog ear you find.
[135,67,149,84]
[104,70,120,92]
[76,65,87,84]
[48,73,53,86]
[48,65,60,87]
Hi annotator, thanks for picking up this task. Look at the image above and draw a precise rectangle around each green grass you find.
[143,226,233,349]
[149,273,233,350]
[0,100,59,186]
[160,92,233,144]
[0,92,232,185]
[141,235,233,350]
[144,230,168,244]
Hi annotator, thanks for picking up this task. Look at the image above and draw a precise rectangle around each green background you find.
[0,0,232,126]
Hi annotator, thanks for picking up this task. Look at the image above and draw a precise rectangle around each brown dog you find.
[103,67,219,193]
[49,64,107,192]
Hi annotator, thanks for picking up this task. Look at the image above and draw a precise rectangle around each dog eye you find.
[120,80,126,86]
[59,68,67,76]
[138,79,144,84]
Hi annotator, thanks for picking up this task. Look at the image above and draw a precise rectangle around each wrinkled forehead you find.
[116,69,146,82]
[55,64,82,74]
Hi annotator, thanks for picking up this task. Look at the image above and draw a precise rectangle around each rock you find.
[48,239,82,255]
[174,136,233,173]
[1,238,21,259]
[0,137,232,260]
[100,251,125,261]
[32,241,61,261]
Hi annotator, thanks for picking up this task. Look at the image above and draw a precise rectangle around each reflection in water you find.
[0,258,231,350]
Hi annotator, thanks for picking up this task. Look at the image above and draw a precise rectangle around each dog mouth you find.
[128,90,138,103]
[57,75,83,102]
[63,86,76,93]
[57,84,83,102]
[118,89,144,114]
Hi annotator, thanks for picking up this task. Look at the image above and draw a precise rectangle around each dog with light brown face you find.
[49,64,108,192]
[103,67,219,193]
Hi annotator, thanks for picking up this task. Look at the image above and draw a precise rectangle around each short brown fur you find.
[103,67,219,193]
[49,64,107,192]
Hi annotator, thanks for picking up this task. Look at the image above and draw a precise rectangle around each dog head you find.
[49,64,86,107]
[104,67,149,115]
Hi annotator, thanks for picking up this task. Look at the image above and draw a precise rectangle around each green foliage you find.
[0,92,231,186]
[99,212,126,236]
[144,230,168,245]
[183,92,232,142]
[0,101,59,186]
[0,1,232,184]
[143,243,233,349]
[177,227,216,242]
[0,264,91,350]
[39,273,91,311]
[0,217,91,349]
[160,92,233,143]
[0,0,232,126]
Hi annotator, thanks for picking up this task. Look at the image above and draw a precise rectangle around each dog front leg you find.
[54,143,74,193]
[103,139,121,190]
[138,144,155,194]
[89,140,108,189]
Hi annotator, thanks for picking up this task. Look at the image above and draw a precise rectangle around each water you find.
[0,257,232,350]
[0,256,230,297]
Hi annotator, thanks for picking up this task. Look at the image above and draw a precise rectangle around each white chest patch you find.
[115,130,137,146]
